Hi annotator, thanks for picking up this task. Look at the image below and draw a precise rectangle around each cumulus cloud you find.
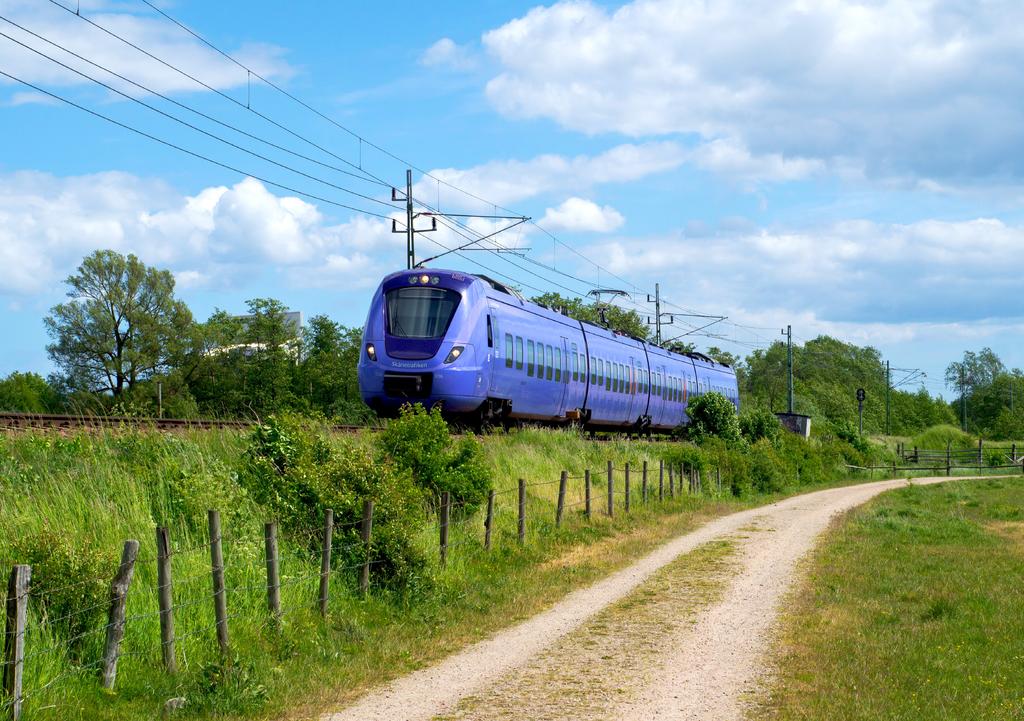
[593,218,1024,326]
[417,141,686,210]
[420,38,477,71]
[481,0,1024,182]
[540,197,624,233]
[0,0,293,99]
[0,172,389,298]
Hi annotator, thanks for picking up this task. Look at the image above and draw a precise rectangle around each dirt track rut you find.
[324,477,958,721]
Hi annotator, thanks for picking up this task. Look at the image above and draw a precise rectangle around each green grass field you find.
[759,477,1024,720]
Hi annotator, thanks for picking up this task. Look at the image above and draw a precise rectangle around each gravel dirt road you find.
[324,476,959,721]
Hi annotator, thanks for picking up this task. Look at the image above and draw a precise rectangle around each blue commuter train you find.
[357,269,739,432]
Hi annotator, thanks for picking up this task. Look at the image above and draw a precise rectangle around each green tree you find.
[296,317,368,421]
[685,391,742,444]
[44,250,195,396]
[0,372,62,412]
[531,292,650,339]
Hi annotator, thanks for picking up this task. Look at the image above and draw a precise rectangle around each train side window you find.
[554,348,561,382]
[619,364,625,394]
[572,352,579,382]
[527,340,535,376]
[605,361,612,391]
[516,337,524,370]
[538,341,546,382]
[590,356,596,384]
[546,346,554,381]
[504,334,513,368]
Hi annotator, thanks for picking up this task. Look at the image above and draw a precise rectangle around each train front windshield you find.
[385,287,461,339]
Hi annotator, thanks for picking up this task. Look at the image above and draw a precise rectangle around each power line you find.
[0,69,395,221]
[0,23,395,209]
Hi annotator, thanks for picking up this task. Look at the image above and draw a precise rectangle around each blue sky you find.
[2,0,1023,399]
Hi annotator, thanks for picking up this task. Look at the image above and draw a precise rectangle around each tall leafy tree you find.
[531,292,650,339]
[0,372,62,412]
[44,250,194,396]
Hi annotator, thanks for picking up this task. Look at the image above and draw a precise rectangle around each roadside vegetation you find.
[758,477,1024,721]
[0,403,892,720]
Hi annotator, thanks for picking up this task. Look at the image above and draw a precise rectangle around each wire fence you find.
[0,457,735,719]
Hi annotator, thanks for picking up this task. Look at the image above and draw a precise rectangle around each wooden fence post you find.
[439,492,450,567]
[208,510,230,659]
[716,466,722,492]
[659,460,664,501]
[264,523,281,626]
[102,540,140,689]
[585,470,592,519]
[155,527,176,674]
[484,491,495,550]
[360,501,374,595]
[3,565,30,721]
[607,460,614,517]
[318,509,333,618]
[556,471,568,527]
[518,479,526,544]
[978,438,984,466]
[696,468,702,493]
[946,441,952,476]
[642,461,648,504]
[669,464,675,498]
[624,463,631,513]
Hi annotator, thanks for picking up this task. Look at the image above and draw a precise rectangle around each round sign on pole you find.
[856,388,866,402]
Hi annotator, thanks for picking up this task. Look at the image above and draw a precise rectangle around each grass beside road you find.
[758,477,1024,721]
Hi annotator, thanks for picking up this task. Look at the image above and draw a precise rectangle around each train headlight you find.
[365,343,377,361]
[444,345,464,364]
[420,274,430,285]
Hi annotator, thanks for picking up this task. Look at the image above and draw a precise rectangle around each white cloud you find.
[690,138,824,185]
[418,141,686,210]
[593,217,1024,327]
[540,197,624,233]
[0,171,390,297]
[0,1,294,98]
[481,0,1024,182]
[420,38,477,71]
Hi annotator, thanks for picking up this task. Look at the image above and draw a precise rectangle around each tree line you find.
[1,250,1020,438]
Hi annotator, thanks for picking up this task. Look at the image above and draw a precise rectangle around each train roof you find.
[382,268,733,373]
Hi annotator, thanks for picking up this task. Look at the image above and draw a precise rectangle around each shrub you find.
[241,415,427,588]
[684,392,743,445]
[912,424,975,451]
[376,404,491,512]
[739,408,782,445]
[11,526,112,659]
[747,439,791,493]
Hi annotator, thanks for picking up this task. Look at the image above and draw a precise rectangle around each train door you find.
[557,336,571,417]
[486,302,507,399]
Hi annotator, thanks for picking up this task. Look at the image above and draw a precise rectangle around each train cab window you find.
[546,346,554,381]
[527,341,535,376]
[516,337,524,370]
[385,287,460,339]
[487,315,494,348]
[554,348,561,382]
[504,334,513,368]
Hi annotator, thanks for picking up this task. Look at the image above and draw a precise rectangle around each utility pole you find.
[646,284,674,346]
[782,325,793,414]
[391,169,436,269]
[885,360,891,436]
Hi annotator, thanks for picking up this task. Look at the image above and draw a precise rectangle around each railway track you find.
[0,412,368,434]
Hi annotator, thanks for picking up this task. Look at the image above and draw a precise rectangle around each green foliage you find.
[829,418,871,455]
[11,526,112,657]
[377,404,491,512]
[747,438,791,493]
[685,392,742,444]
[912,424,975,450]
[242,415,427,587]
[0,371,62,412]
[45,249,197,397]
[739,407,782,445]
[530,291,650,340]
